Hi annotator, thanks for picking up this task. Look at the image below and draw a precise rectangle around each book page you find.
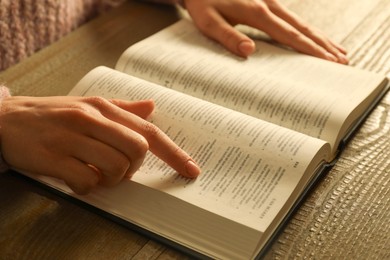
[68,66,330,232]
[116,19,387,157]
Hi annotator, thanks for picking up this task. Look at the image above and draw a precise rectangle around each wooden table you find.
[1,1,389,259]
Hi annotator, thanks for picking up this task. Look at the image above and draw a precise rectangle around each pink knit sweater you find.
[0,0,179,71]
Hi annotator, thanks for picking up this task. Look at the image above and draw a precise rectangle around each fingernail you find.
[337,53,349,64]
[238,40,255,57]
[185,160,201,178]
[125,171,134,179]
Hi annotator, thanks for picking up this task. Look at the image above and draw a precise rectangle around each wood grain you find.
[0,1,389,259]
[264,1,390,259]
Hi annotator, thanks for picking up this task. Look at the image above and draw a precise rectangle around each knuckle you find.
[252,1,270,16]
[71,96,111,116]
[84,96,109,108]
[300,24,313,35]
[288,29,303,41]
[195,16,218,33]
[131,133,149,157]
[263,0,278,8]
[63,100,106,125]
[67,105,90,117]
[64,107,96,126]
[142,121,162,141]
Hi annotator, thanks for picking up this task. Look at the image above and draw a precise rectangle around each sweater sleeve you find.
[0,86,10,172]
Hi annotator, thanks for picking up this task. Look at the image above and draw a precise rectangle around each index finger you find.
[135,119,201,178]
[105,100,201,178]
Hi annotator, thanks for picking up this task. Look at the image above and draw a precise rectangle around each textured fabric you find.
[0,0,127,70]
[0,0,178,71]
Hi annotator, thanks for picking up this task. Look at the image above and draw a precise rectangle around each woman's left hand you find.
[184,0,348,64]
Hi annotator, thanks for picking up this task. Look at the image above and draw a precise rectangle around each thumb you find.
[109,99,155,119]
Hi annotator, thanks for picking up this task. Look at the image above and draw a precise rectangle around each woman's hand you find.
[184,0,348,64]
[0,96,200,194]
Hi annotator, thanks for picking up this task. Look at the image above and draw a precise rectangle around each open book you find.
[26,19,389,259]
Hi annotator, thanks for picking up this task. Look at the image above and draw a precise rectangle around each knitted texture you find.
[0,0,127,71]
[0,0,182,71]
